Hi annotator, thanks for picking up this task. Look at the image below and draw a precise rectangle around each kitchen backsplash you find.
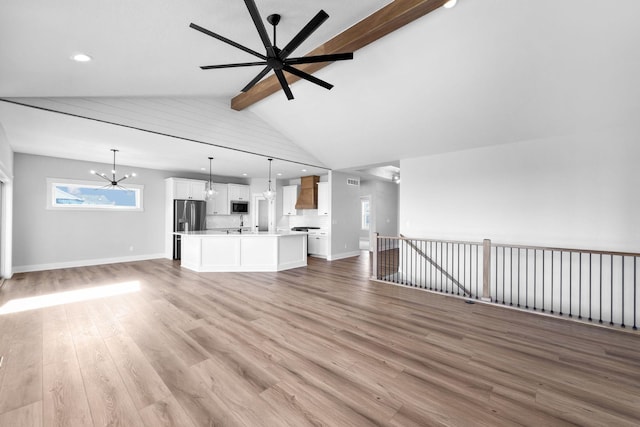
[288,211,330,230]
[206,215,244,229]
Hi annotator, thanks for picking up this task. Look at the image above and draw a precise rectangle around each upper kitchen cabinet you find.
[282,185,299,216]
[228,184,250,201]
[168,177,206,200]
[317,182,329,216]
[206,183,229,215]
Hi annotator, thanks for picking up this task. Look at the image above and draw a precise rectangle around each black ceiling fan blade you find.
[279,10,329,60]
[283,65,333,91]
[241,65,272,92]
[274,69,294,100]
[201,61,267,70]
[286,52,354,65]
[190,23,266,60]
[243,0,276,57]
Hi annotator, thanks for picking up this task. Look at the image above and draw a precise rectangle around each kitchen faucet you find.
[238,214,244,233]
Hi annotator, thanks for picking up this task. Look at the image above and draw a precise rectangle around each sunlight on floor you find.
[0,281,141,315]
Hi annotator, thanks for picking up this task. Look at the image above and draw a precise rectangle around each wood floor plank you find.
[138,395,197,427]
[0,312,43,414]
[0,400,43,427]
[79,354,146,427]
[103,333,173,410]
[0,255,638,426]
[43,357,93,427]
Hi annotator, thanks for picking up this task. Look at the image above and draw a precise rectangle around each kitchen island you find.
[175,231,307,272]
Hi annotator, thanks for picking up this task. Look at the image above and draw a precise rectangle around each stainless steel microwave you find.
[230,200,249,214]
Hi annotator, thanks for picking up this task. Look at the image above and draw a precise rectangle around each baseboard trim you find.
[13,253,165,273]
[327,250,362,261]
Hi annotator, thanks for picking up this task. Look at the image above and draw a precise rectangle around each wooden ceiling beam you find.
[230,0,449,111]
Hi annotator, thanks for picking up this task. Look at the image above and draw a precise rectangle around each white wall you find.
[12,153,211,272]
[0,127,13,277]
[400,126,640,253]
[360,179,399,243]
[329,171,361,259]
[373,180,399,238]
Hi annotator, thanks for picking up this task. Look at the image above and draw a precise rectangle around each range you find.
[291,226,320,232]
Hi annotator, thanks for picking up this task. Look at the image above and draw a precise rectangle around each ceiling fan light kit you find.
[190,0,354,100]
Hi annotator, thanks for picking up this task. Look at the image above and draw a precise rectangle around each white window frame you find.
[46,178,144,211]
[361,197,370,231]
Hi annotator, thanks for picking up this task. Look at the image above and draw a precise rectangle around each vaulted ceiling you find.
[1,0,639,179]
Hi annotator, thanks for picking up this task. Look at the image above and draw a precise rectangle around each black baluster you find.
[569,252,573,317]
[577,253,582,317]
[633,257,637,330]
[430,241,434,290]
[609,255,624,328]
[599,254,603,324]
[517,248,521,307]
[534,250,537,311]
[589,253,593,321]
[525,248,529,309]
[542,249,545,313]
[559,251,563,316]
[550,250,554,314]
[495,246,498,302]
[476,245,480,299]
[502,246,506,304]
[509,247,513,306]
[457,243,461,296]
[438,242,444,292]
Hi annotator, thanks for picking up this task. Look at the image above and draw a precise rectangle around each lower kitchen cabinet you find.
[307,232,328,257]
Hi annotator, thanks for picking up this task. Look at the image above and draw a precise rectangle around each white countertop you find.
[174,230,307,237]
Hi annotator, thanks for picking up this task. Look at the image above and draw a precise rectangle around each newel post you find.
[482,239,492,302]
[371,232,379,280]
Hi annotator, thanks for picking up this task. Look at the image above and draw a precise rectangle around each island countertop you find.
[173,230,307,237]
[177,230,307,272]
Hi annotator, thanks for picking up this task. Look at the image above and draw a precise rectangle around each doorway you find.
[360,195,371,250]
[252,194,269,232]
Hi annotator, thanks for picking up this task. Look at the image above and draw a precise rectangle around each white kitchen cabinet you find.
[171,178,206,200]
[206,183,229,215]
[282,185,299,216]
[307,231,328,257]
[317,182,329,216]
[228,184,250,201]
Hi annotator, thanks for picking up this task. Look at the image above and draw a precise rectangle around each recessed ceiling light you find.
[242,173,248,176]
[443,0,457,8]
[200,167,206,171]
[72,53,92,62]
[277,173,282,176]
[301,169,307,172]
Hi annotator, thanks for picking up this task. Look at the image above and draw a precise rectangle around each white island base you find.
[179,232,307,272]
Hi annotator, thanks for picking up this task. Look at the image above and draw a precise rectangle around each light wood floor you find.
[0,254,639,426]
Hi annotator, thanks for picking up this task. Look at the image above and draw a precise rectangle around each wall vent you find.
[347,178,360,186]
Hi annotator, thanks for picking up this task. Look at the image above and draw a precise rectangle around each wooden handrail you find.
[377,235,640,258]
[491,242,640,258]
[377,235,482,246]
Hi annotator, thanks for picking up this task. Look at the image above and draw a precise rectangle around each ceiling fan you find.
[190,0,354,100]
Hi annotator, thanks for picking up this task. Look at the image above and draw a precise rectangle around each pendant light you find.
[204,156,218,200]
[263,158,276,201]
[91,149,136,189]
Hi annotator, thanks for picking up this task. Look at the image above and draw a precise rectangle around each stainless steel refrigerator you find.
[173,199,206,260]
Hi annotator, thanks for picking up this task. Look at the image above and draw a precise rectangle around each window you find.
[47,178,143,211]
[361,197,370,230]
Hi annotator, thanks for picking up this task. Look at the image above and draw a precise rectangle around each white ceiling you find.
[2,0,639,180]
